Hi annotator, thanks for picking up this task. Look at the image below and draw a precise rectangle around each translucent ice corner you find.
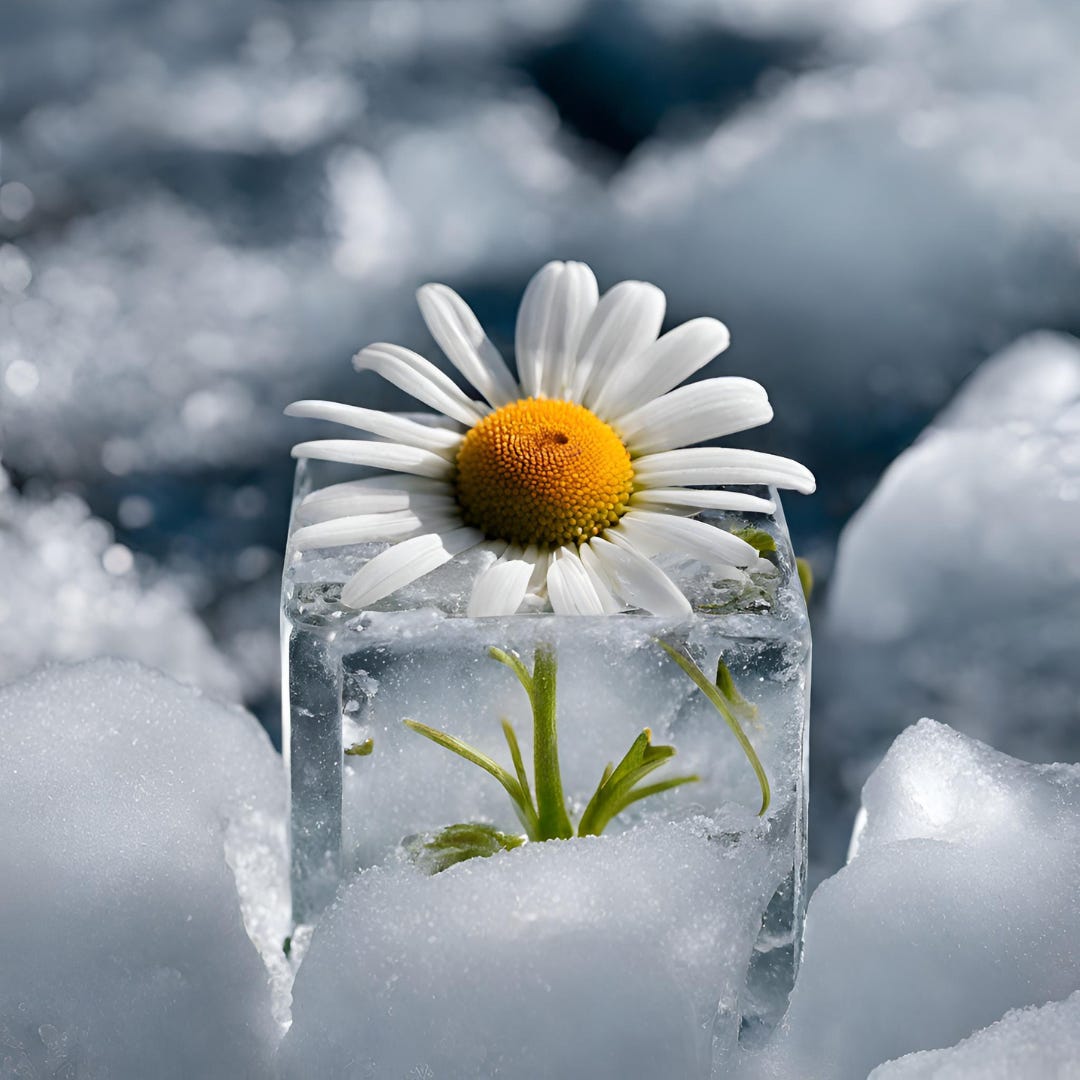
[281,455,811,1070]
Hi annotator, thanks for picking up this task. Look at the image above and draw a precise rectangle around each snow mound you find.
[869,989,1080,1079]
[0,660,288,1078]
[736,720,1080,1079]
[279,813,789,1079]
[816,331,1080,864]
[0,477,240,700]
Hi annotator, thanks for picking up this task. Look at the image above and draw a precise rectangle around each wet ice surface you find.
[815,331,1080,864]
[279,813,788,1080]
[0,469,241,700]
[0,660,290,1078]
[868,990,1080,1080]
[734,720,1080,1079]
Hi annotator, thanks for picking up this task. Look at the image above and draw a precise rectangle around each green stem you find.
[658,640,771,816]
[530,644,574,840]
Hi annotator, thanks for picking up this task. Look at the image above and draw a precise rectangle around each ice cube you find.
[281,455,811,1050]
[0,659,289,1076]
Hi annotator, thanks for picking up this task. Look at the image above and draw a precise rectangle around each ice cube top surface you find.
[282,456,809,636]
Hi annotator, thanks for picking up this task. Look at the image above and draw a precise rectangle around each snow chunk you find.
[736,721,1080,1080]
[0,660,288,1078]
[817,331,1080,863]
[869,989,1080,1080]
[0,479,241,701]
[280,814,789,1079]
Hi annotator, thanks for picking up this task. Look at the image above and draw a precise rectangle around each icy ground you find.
[3,661,1079,1078]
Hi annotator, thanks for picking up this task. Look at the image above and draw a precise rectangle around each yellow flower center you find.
[455,397,634,548]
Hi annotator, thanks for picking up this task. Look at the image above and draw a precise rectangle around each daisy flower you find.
[287,260,814,618]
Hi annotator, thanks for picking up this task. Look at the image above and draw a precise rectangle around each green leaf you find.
[344,738,374,757]
[577,728,692,837]
[657,640,771,816]
[282,935,292,958]
[407,822,526,875]
[796,556,814,602]
[403,719,539,839]
[501,719,536,821]
[620,773,701,809]
[488,647,534,697]
[734,527,778,555]
[715,660,759,728]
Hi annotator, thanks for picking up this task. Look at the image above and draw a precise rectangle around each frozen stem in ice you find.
[657,640,770,816]
[403,644,699,864]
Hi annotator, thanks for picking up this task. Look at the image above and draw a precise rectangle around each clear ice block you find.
[281,453,811,1061]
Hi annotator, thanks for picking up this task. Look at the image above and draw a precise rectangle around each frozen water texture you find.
[817,331,1080,863]
[0,472,241,701]
[279,813,789,1080]
[0,660,289,1078]
[735,720,1080,1079]
[869,989,1080,1080]
[282,458,811,1064]
[284,460,809,868]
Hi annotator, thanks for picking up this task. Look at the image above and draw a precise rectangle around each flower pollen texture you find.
[455,398,634,548]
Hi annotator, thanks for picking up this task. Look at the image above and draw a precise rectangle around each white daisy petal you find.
[416,283,520,407]
[547,546,607,616]
[523,546,547,593]
[299,475,450,520]
[591,317,730,420]
[290,510,425,552]
[468,544,536,617]
[340,527,484,609]
[284,400,462,454]
[515,261,599,399]
[353,343,487,427]
[575,281,666,408]
[588,534,691,619]
[291,440,454,479]
[575,542,623,613]
[304,474,449,501]
[298,491,457,525]
[617,509,758,567]
[616,378,773,455]
[629,489,776,515]
[632,448,816,494]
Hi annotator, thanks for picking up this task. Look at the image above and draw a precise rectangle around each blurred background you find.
[2,0,1078,876]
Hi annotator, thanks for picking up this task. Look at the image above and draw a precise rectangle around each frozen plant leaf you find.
[658,640,770,816]
[796,556,814,602]
[344,738,374,757]
[403,718,540,839]
[407,823,525,875]
[734,527,778,555]
[715,659,759,729]
[578,729,698,837]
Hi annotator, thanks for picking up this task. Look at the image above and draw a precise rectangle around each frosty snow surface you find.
[281,455,811,1069]
[5,658,1080,1078]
